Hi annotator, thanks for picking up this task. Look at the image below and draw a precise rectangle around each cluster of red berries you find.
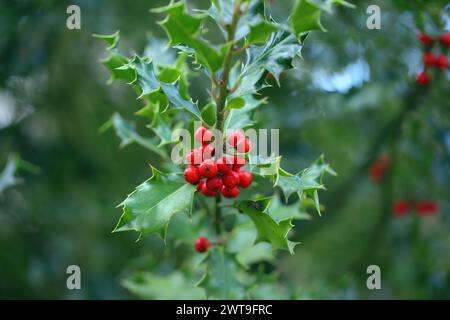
[183,126,253,198]
[393,199,439,218]
[369,155,390,184]
[416,32,450,86]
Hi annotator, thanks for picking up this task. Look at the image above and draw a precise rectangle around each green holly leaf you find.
[245,20,279,45]
[121,56,202,120]
[207,0,268,41]
[268,195,311,221]
[290,0,355,37]
[153,1,225,73]
[226,223,274,268]
[236,198,298,254]
[291,0,326,36]
[224,95,266,131]
[94,32,136,83]
[93,31,120,49]
[201,102,217,127]
[241,31,302,86]
[114,167,196,240]
[226,97,245,110]
[101,113,167,158]
[197,247,246,299]
[146,105,174,147]
[122,271,205,299]
[275,156,336,214]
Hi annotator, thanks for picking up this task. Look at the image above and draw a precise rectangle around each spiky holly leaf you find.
[122,271,205,299]
[245,20,279,45]
[226,223,274,268]
[290,0,355,37]
[235,198,298,254]
[94,32,135,83]
[119,56,202,120]
[197,247,246,299]
[223,95,266,131]
[113,167,196,240]
[275,156,336,214]
[101,113,167,158]
[240,31,302,86]
[268,195,311,221]
[152,1,225,73]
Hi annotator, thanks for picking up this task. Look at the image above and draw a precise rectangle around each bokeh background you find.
[1,0,449,299]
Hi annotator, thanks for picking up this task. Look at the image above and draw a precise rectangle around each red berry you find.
[439,32,450,46]
[226,130,245,147]
[201,182,217,197]
[238,170,253,188]
[194,236,210,253]
[416,201,438,217]
[216,156,233,174]
[236,138,251,153]
[393,200,410,217]
[422,52,436,67]
[221,186,240,198]
[416,71,430,86]
[199,159,218,178]
[223,171,240,189]
[435,54,448,70]
[196,180,205,192]
[232,156,246,171]
[184,166,200,184]
[418,32,433,45]
[201,143,215,159]
[186,148,203,165]
[369,155,389,183]
[206,176,223,191]
[194,126,212,145]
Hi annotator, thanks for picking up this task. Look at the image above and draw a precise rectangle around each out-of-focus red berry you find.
[416,201,439,217]
[435,54,448,70]
[418,32,433,45]
[439,32,450,46]
[416,71,430,86]
[369,155,390,183]
[393,200,410,217]
[194,236,210,253]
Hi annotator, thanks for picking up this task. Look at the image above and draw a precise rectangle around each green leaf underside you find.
[197,247,246,299]
[107,113,166,157]
[236,198,298,255]
[124,56,202,120]
[241,31,302,86]
[153,1,225,73]
[224,95,265,131]
[122,271,205,300]
[114,167,196,240]
[226,223,274,268]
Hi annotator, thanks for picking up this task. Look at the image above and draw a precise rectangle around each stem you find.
[213,0,242,238]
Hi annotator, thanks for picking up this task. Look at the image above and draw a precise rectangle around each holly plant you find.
[95,0,348,299]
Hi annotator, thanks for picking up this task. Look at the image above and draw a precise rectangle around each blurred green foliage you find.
[0,0,449,299]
